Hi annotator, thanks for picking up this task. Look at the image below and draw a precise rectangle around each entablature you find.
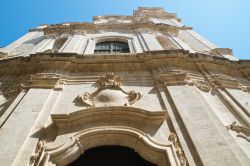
[0,50,249,90]
[29,22,191,37]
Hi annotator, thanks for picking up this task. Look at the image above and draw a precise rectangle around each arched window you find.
[94,41,130,54]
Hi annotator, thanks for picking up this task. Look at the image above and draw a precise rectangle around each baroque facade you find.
[0,7,250,166]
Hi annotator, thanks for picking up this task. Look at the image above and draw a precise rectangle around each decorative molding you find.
[29,73,65,90]
[154,71,187,86]
[51,106,165,129]
[168,133,189,166]
[36,127,172,166]
[42,22,183,37]
[208,74,250,93]
[227,122,250,142]
[0,78,30,99]
[208,74,240,89]
[210,48,233,56]
[77,73,142,107]
[29,140,44,166]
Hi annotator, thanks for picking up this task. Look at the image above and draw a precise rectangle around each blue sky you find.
[0,0,249,59]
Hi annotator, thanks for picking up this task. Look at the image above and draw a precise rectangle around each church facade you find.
[0,7,249,166]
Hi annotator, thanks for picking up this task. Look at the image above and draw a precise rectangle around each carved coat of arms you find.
[77,73,142,107]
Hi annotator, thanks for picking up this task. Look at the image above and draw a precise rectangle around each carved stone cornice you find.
[154,71,188,86]
[154,70,213,93]
[207,74,239,89]
[41,22,184,37]
[210,48,233,56]
[29,73,66,90]
[0,51,249,83]
[51,107,165,129]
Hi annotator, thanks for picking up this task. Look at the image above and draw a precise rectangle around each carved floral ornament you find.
[77,73,142,107]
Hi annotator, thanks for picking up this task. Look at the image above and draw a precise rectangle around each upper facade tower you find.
[0,7,236,60]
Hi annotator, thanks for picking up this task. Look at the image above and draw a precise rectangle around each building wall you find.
[0,7,249,166]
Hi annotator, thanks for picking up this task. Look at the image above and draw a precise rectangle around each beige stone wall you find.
[0,7,249,166]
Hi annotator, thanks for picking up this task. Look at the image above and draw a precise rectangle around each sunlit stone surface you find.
[0,7,249,166]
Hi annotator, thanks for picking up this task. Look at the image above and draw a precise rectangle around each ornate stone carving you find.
[77,73,142,107]
[0,80,30,99]
[29,140,44,166]
[227,122,250,142]
[41,21,183,37]
[77,92,94,107]
[29,73,65,90]
[209,74,239,88]
[1,83,23,98]
[95,72,122,90]
[168,133,189,166]
[36,127,171,166]
[241,86,250,93]
[194,80,211,92]
[126,90,142,105]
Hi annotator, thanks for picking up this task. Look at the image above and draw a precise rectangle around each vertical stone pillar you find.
[12,90,61,166]
[140,32,163,51]
[36,38,55,53]
[61,35,88,54]
[0,89,52,166]
[166,84,249,165]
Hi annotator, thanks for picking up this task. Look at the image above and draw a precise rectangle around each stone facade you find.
[0,7,249,166]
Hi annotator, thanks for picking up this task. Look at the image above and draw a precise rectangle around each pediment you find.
[51,106,165,129]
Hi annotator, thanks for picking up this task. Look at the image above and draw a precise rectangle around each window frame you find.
[94,41,130,54]
[85,36,135,54]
